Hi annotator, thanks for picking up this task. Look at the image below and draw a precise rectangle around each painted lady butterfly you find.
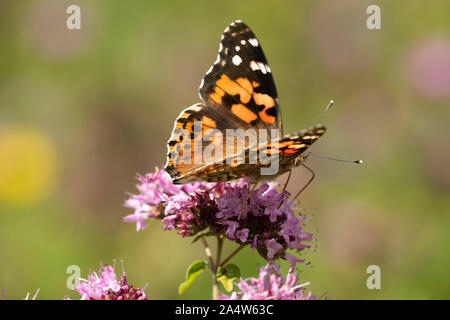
[165,21,326,184]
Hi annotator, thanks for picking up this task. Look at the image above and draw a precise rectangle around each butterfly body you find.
[165,21,325,184]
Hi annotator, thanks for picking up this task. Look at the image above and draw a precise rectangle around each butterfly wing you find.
[199,20,283,136]
[184,125,327,182]
[165,21,285,184]
[165,103,239,183]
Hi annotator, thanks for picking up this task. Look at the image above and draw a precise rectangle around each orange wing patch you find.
[278,140,295,148]
[231,104,257,123]
[210,87,225,103]
[185,122,194,133]
[236,78,253,95]
[216,74,252,103]
[201,116,217,129]
[211,74,277,125]
[283,149,298,154]
[253,92,275,125]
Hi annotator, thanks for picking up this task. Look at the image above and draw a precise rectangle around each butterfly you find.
[164,20,326,184]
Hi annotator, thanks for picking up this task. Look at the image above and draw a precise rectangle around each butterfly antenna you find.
[316,100,334,125]
[308,153,363,164]
[292,163,315,202]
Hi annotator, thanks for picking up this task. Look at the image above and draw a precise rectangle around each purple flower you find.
[123,168,212,231]
[236,228,249,242]
[215,180,312,263]
[406,37,450,99]
[73,262,147,300]
[265,239,283,259]
[124,169,313,265]
[220,263,316,300]
[223,221,240,240]
[123,200,153,231]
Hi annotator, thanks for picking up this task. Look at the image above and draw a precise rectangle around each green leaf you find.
[178,260,207,294]
[216,264,241,292]
[217,274,235,292]
[224,264,241,278]
[216,266,225,277]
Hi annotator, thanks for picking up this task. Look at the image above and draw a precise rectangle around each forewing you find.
[199,20,282,136]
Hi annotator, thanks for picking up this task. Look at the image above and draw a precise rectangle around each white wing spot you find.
[250,60,260,71]
[240,40,246,45]
[232,55,242,66]
[235,45,240,51]
[190,105,203,112]
[248,38,259,47]
[257,62,267,74]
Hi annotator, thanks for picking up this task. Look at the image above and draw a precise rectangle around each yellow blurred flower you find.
[0,127,59,206]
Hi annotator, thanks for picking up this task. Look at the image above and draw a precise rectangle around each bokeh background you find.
[1,0,449,299]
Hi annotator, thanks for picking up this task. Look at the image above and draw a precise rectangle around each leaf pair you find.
[216,264,240,292]
[178,260,241,294]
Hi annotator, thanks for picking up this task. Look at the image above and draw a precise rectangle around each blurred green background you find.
[0,0,449,299]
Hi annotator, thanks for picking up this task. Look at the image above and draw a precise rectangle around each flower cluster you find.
[124,168,313,264]
[124,169,211,231]
[73,263,147,300]
[220,264,316,300]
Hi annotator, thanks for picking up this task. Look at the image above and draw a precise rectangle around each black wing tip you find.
[230,20,245,26]
[225,20,251,32]
[313,124,327,132]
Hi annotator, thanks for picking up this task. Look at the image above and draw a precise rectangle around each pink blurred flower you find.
[73,263,147,300]
[220,264,316,300]
[309,0,376,74]
[406,37,450,99]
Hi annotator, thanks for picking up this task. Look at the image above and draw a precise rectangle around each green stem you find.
[201,237,217,299]
[219,244,246,267]
[212,236,224,300]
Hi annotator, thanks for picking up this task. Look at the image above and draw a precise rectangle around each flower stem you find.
[216,236,224,269]
[201,236,221,300]
[202,236,245,299]
[212,236,224,300]
[219,244,246,267]
[201,237,215,267]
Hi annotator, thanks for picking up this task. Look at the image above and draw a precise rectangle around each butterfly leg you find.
[292,163,315,202]
[238,180,259,220]
[277,169,292,209]
[206,183,220,193]
[281,169,292,195]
